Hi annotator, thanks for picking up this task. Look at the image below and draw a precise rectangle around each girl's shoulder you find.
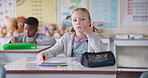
[61,32,75,40]
[88,32,99,35]
[86,32,101,38]
[93,32,100,35]
[63,32,75,36]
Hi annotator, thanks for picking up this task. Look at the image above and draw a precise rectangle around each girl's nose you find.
[76,19,81,25]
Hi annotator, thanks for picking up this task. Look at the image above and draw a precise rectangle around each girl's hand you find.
[79,20,94,35]
[37,53,48,62]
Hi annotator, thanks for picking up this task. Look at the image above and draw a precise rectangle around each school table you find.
[0,46,51,65]
[5,57,117,78]
[113,38,148,78]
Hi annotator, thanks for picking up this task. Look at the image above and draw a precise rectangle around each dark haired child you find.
[10,17,56,46]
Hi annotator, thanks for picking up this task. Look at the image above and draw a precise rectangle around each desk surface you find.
[5,57,117,74]
[0,46,51,53]
[114,37,148,40]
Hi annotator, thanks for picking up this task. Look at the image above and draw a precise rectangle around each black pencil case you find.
[80,51,116,67]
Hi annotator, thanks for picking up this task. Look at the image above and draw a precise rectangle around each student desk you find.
[114,38,148,78]
[0,46,51,65]
[5,57,117,78]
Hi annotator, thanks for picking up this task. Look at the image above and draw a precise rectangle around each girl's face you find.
[71,10,91,33]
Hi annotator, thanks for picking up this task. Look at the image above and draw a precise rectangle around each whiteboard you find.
[89,0,120,29]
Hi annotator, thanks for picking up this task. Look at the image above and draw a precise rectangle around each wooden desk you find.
[0,46,51,64]
[5,57,117,78]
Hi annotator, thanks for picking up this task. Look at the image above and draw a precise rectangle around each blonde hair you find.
[70,8,99,33]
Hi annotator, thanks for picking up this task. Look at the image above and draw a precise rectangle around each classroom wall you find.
[16,0,56,30]
[104,0,148,37]
[15,0,148,37]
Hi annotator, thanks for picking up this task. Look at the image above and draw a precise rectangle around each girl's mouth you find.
[77,26,81,29]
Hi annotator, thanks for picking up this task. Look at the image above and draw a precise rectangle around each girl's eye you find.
[73,19,77,22]
[81,19,85,21]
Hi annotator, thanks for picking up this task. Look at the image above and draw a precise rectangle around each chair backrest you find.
[140,72,148,78]
[0,66,6,78]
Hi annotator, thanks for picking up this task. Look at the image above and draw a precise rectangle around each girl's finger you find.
[81,20,85,28]
[82,20,88,28]
[84,20,89,27]
[37,53,41,60]
[79,21,84,31]
[81,21,87,31]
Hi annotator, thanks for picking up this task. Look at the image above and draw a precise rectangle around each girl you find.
[37,8,106,61]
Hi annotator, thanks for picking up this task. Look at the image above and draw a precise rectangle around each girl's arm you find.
[38,34,66,58]
[86,32,106,52]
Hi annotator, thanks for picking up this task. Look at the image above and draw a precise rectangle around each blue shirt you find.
[72,40,88,57]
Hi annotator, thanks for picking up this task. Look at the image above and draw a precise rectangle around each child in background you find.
[37,8,106,61]
[46,24,57,37]
[57,24,68,36]
[54,24,68,39]
[10,17,56,46]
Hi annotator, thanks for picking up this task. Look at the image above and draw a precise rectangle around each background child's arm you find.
[28,41,37,44]
[10,37,18,43]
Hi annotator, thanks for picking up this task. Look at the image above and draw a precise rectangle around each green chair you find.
[140,72,148,78]
[0,66,6,78]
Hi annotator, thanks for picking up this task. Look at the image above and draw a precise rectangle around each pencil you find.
[43,63,68,66]
[38,65,63,67]
[42,55,45,64]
